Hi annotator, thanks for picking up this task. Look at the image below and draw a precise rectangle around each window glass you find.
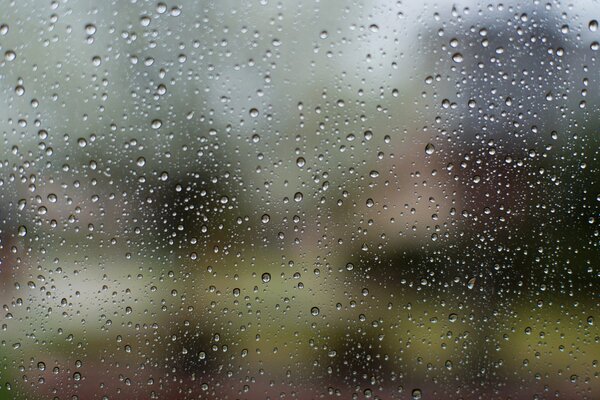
[0,1,597,399]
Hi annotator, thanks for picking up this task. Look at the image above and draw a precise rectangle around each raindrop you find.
[425,143,435,155]
[412,389,422,400]
[85,23,96,35]
[452,52,463,63]
[4,50,16,61]
[467,277,476,289]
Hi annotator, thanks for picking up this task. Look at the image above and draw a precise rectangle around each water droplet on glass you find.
[4,50,16,61]
[425,143,435,155]
[412,389,422,400]
[85,23,96,35]
[467,277,476,289]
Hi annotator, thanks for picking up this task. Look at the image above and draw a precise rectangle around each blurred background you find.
[0,0,598,399]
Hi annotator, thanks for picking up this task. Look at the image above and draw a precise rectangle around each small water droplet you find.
[4,50,16,61]
[425,143,435,155]
[85,23,96,35]
[412,389,422,400]
[452,52,463,63]
[467,277,476,289]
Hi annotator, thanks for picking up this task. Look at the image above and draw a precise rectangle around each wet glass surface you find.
[0,1,598,399]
